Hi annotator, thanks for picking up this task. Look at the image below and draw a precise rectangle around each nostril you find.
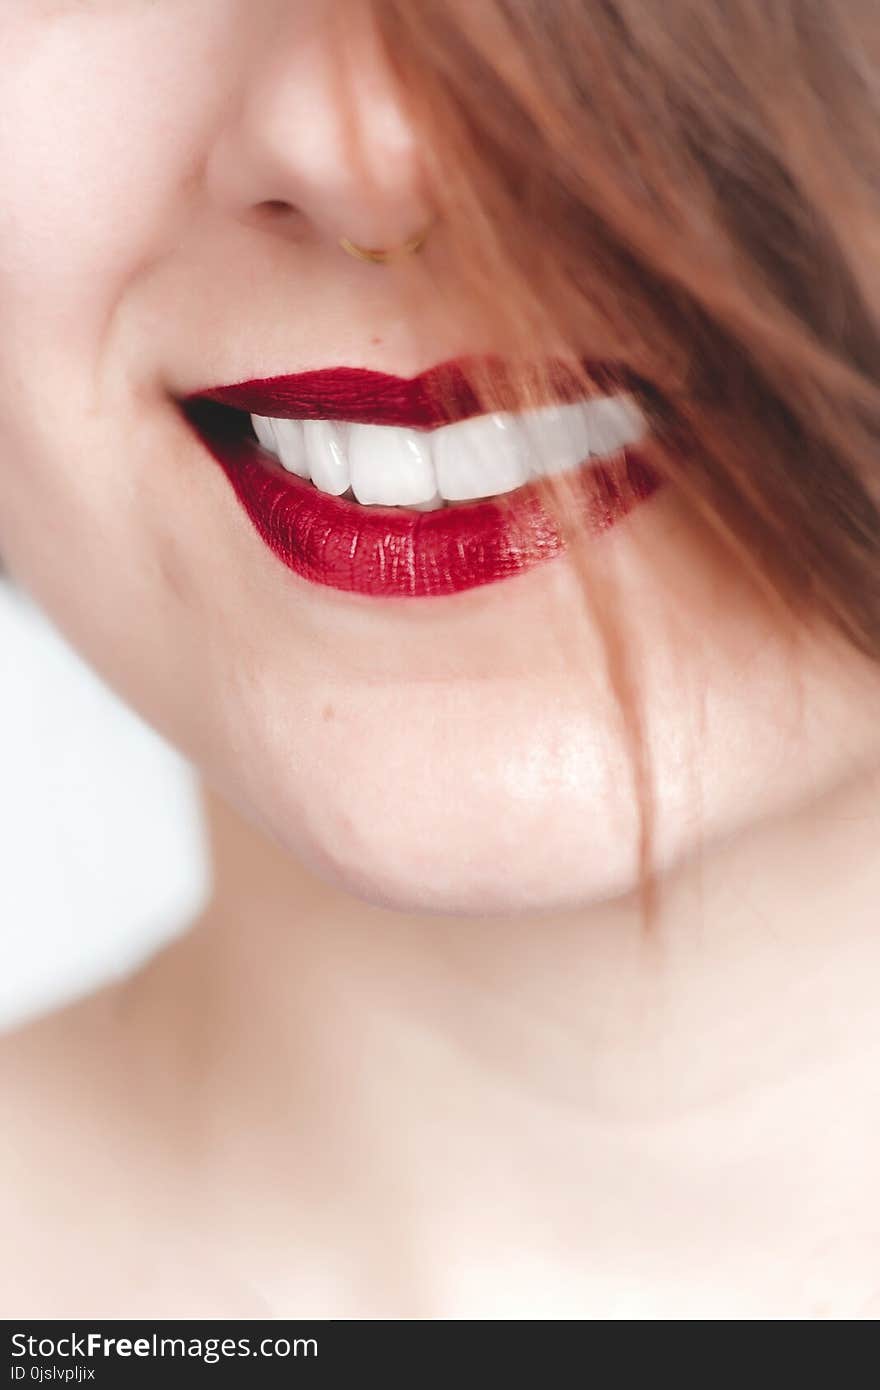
[255,198,301,218]
[246,199,311,240]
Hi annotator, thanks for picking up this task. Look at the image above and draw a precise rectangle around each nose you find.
[205,5,435,255]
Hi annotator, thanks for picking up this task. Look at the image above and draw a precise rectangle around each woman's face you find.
[1,0,878,915]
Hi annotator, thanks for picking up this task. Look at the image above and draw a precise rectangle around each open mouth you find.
[181,357,662,598]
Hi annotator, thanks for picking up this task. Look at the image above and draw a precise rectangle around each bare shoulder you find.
[0,989,126,1197]
[0,936,194,1149]
[0,983,132,1134]
[0,974,270,1317]
[0,986,177,1315]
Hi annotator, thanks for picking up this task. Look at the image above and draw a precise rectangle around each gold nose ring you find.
[338,221,433,265]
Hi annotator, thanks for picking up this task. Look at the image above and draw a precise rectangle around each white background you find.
[0,582,210,1032]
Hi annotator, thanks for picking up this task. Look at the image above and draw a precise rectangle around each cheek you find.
[0,3,239,573]
[0,9,224,343]
[0,6,239,705]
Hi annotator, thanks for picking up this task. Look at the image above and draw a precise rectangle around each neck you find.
[196,768,880,1109]
[136,769,880,1316]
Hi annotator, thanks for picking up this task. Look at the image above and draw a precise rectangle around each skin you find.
[1,0,879,1317]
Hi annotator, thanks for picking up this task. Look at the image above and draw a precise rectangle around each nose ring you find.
[338,221,433,265]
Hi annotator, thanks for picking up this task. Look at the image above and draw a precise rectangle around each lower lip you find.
[183,400,662,599]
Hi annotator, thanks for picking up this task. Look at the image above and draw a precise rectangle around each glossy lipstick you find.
[182,358,662,599]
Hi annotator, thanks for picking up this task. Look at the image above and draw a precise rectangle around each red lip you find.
[186,356,642,428]
[181,358,663,599]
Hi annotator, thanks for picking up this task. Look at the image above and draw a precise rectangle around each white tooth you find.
[348,423,438,506]
[586,395,645,457]
[433,412,531,502]
[252,414,280,456]
[272,417,310,477]
[519,401,593,478]
[410,494,445,511]
[303,419,350,496]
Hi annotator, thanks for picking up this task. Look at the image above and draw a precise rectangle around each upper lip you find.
[181,355,641,430]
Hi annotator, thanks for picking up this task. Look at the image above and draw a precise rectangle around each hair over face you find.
[359,0,880,909]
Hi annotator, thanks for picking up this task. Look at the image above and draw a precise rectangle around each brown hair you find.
[361,0,880,911]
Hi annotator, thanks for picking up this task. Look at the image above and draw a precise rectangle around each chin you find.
[222,710,643,918]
